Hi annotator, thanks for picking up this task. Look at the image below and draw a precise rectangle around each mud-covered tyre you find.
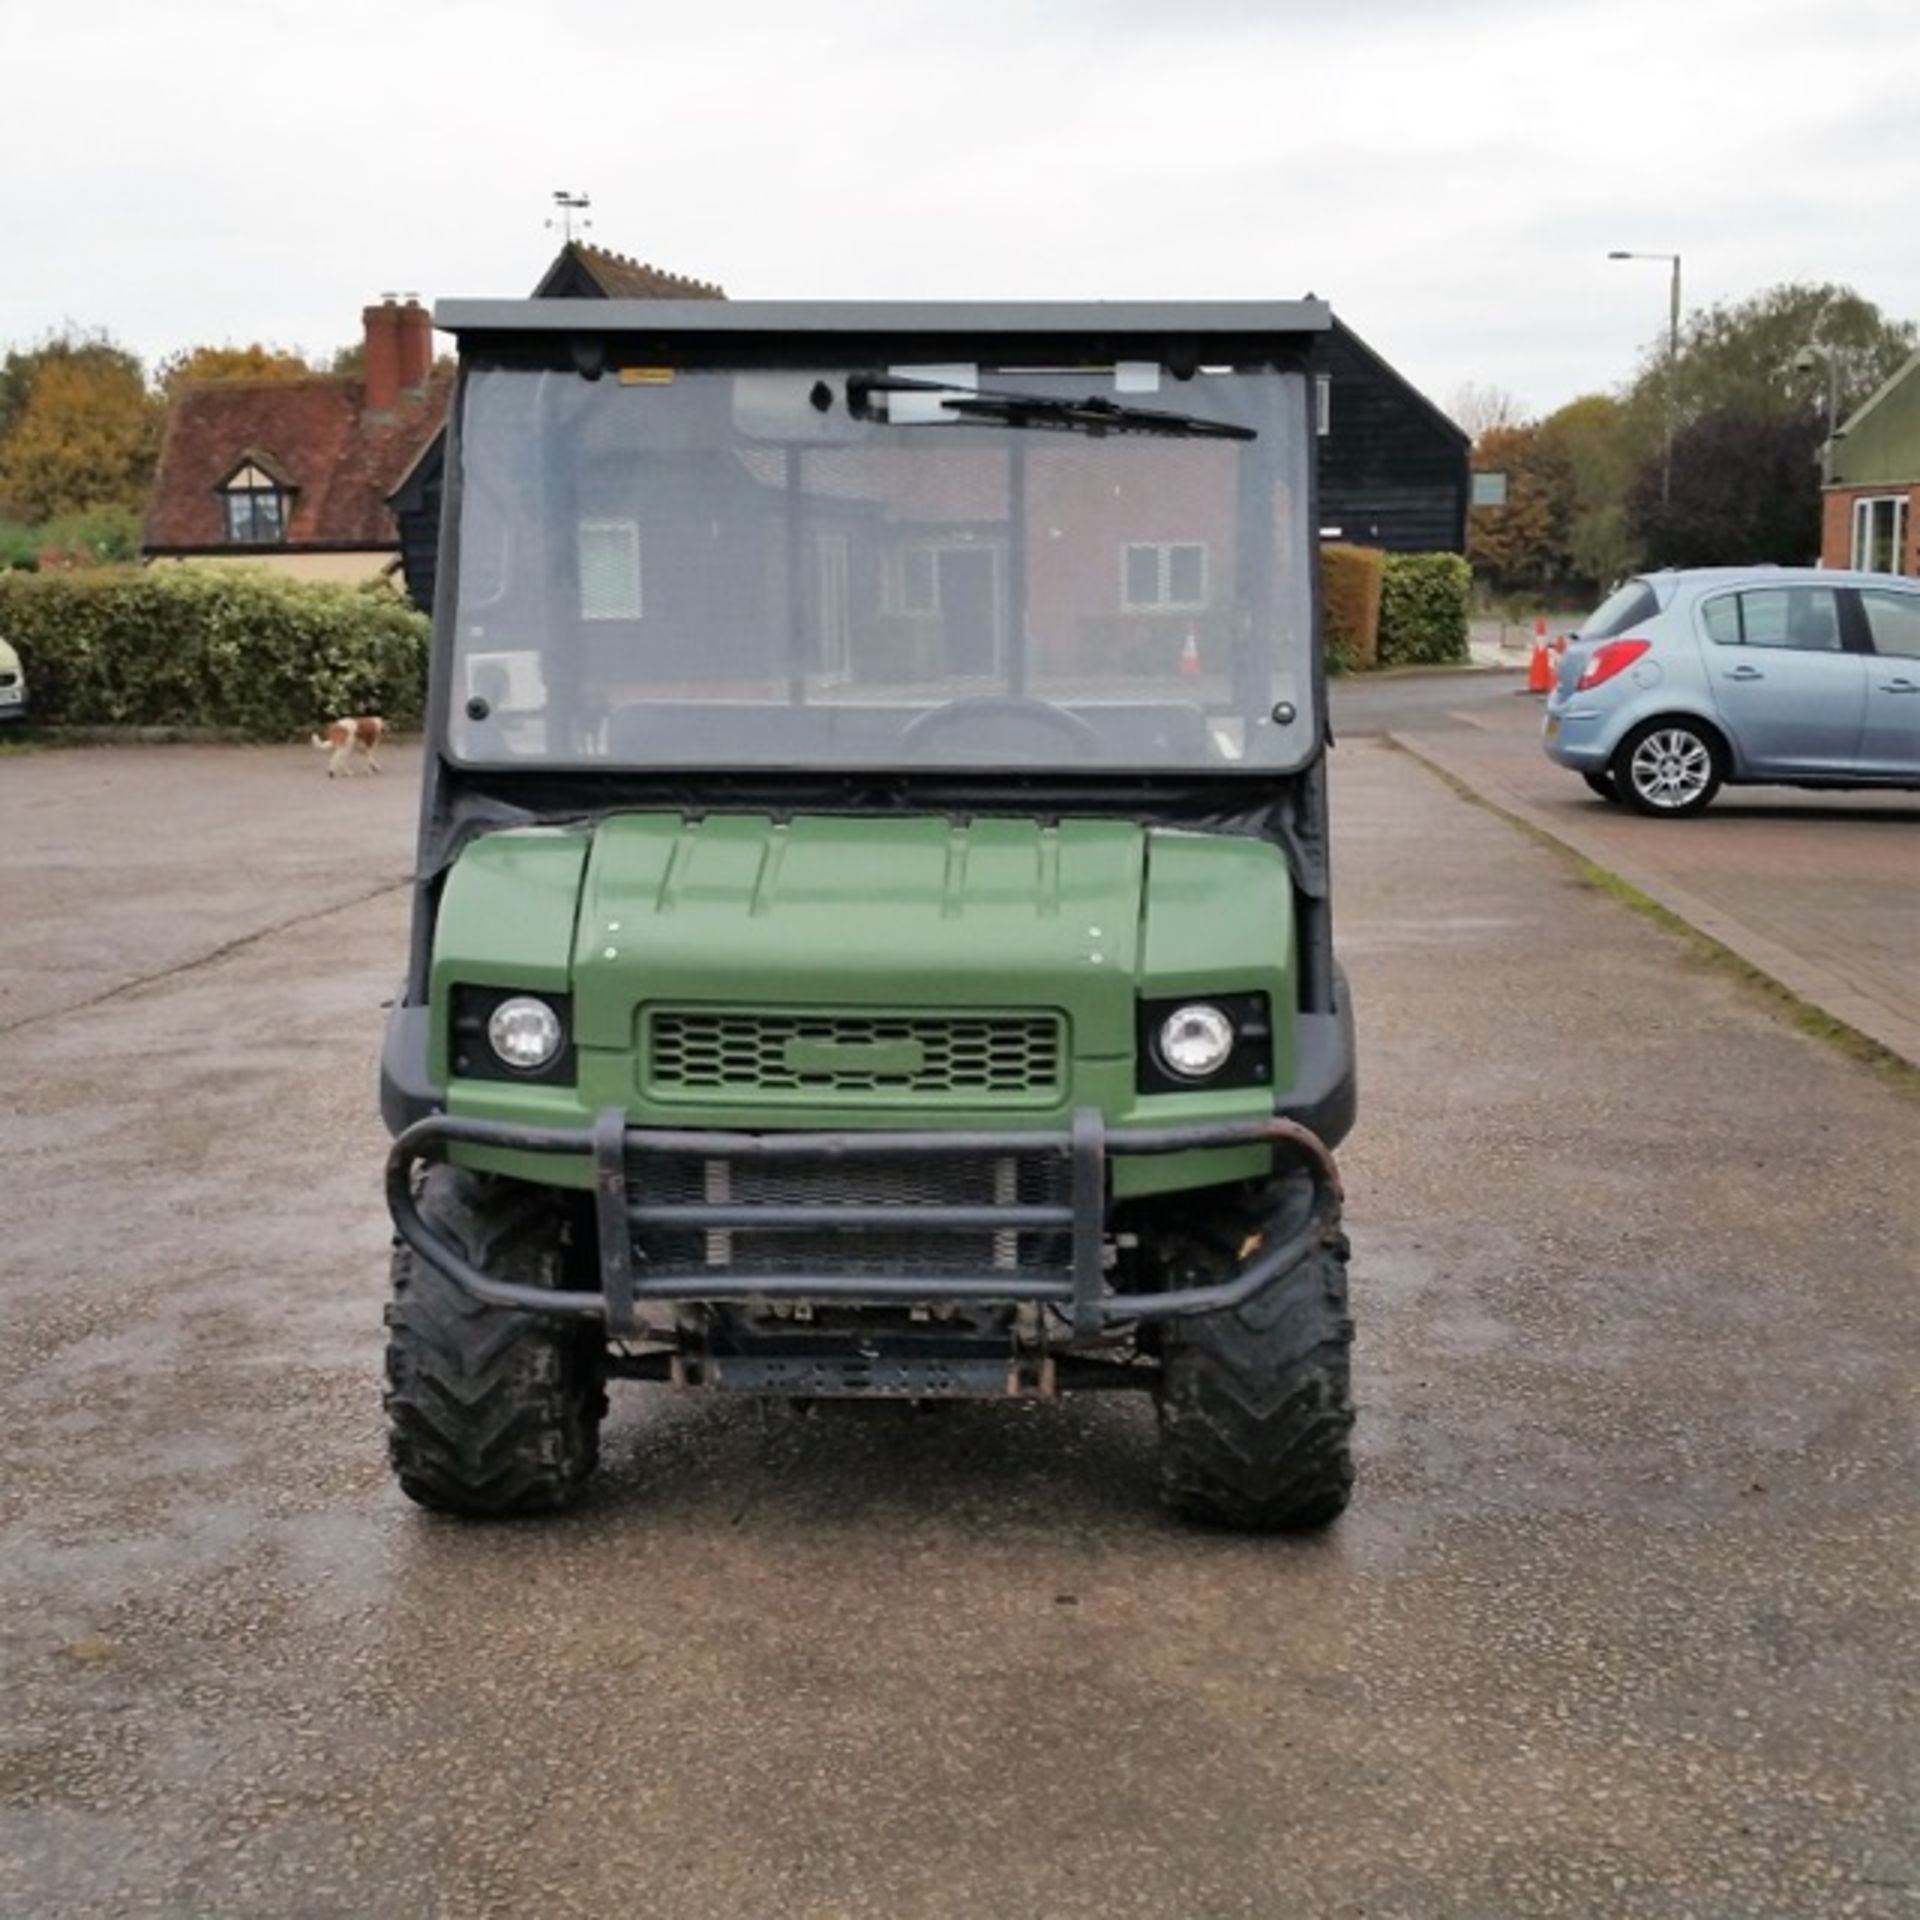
[384,1166,607,1517]
[1150,1183,1354,1532]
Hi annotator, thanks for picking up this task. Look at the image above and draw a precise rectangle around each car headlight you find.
[1156,1003,1236,1080]
[487,995,564,1072]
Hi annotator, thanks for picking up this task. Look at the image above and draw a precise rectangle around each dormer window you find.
[220,463,288,544]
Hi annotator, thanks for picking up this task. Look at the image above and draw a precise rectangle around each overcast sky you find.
[8,0,1917,418]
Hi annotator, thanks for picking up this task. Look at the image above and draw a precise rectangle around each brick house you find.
[143,300,448,587]
[1820,348,1920,576]
[144,244,723,602]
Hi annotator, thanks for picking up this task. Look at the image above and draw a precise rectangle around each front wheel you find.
[1147,1180,1355,1531]
[1611,718,1723,817]
[1582,768,1623,804]
[384,1167,607,1517]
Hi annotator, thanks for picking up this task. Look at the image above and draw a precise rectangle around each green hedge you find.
[1378,551,1471,667]
[0,566,429,738]
[1319,543,1385,672]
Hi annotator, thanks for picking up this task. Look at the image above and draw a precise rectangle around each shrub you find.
[1378,551,1471,666]
[1319,543,1385,672]
[0,565,429,737]
[38,504,142,565]
[0,521,38,571]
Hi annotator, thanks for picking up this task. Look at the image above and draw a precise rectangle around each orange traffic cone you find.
[1527,640,1554,694]
[1177,630,1202,679]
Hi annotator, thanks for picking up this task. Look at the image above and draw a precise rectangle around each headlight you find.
[1156,1003,1236,1080]
[487,995,564,1072]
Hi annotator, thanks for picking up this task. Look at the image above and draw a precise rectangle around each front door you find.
[937,548,999,677]
[1700,585,1868,776]
[1855,586,1920,777]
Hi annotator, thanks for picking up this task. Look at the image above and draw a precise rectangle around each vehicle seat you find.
[1788,596,1838,651]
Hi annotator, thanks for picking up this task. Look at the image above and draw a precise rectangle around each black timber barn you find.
[1313,319,1469,553]
[391,282,1467,618]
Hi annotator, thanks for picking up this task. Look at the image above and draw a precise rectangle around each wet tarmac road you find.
[2,742,1916,1918]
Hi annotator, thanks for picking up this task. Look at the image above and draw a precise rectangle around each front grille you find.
[645,1007,1065,1107]
[631,1146,1072,1277]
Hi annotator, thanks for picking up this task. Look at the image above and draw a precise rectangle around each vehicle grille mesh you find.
[631,1146,1072,1277]
[645,1008,1064,1105]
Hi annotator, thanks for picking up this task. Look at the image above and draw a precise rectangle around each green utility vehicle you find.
[381,300,1357,1529]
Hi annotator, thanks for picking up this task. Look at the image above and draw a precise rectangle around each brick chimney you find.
[363,298,432,412]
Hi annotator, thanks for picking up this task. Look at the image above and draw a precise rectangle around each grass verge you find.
[1384,736,1920,1099]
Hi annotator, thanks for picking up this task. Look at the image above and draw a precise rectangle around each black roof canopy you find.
[434,298,1333,368]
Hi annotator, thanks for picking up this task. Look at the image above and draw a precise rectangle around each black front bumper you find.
[387,1108,1342,1341]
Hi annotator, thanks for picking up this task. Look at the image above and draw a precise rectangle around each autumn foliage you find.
[0,329,325,553]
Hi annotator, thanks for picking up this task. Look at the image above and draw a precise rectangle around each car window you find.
[1732,587,1843,652]
[1581,579,1658,640]
[1700,595,1740,646]
[1859,588,1920,660]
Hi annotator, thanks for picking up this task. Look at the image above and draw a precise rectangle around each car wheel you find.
[1581,769,1623,804]
[1611,718,1722,818]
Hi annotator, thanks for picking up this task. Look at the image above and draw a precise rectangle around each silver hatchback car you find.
[1543,568,1920,815]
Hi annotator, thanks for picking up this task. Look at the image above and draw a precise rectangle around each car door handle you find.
[1725,665,1765,681]
[1880,678,1920,693]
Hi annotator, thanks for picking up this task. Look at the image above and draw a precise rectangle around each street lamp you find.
[1608,249,1682,506]
[1793,343,1841,473]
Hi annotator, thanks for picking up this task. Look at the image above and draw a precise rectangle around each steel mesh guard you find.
[629,1145,1072,1277]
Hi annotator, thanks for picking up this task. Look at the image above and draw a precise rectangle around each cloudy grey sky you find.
[9,0,1917,416]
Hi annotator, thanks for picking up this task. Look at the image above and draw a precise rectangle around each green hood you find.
[571,814,1145,1060]
[430,812,1294,1130]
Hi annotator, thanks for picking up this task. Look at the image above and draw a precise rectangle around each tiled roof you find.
[143,372,450,551]
[542,242,726,301]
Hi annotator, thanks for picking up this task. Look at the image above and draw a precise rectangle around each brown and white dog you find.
[311,715,386,778]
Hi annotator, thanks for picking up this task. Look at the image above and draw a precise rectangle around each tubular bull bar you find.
[387,1107,1342,1340]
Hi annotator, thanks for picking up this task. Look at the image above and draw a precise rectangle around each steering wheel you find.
[898,695,1104,763]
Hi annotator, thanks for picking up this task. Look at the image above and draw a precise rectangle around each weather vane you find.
[547,191,593,244]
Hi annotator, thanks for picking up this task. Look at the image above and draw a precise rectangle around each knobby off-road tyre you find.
[1150,1181,1355,1532]
[384,1166,608,1517]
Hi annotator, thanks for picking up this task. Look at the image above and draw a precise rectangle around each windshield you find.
[448,357,1317,773]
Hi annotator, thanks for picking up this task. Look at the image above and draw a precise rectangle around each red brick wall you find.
[1823,483,1920,573]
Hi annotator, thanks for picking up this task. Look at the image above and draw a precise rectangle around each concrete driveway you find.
[2,743,1916,1918]
[1382,697,1920,1066]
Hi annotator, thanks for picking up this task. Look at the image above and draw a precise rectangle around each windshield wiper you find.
[846,373,1255,441]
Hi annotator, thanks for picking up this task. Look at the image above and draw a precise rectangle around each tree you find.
[1626,282,1914,438]
[0,328,146,447]
[1466,422,1573,593]
[1535,393,1640,591]
[1625,409,1822,570]
[156,342,317,399]
[0,348,161,523]
[1448,381,1525,439]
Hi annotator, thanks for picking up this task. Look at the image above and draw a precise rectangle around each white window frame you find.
[578,519,642,621]
[1120,540,1209,613]
[1851,495,1908,575]
[894,541,1006,669]
[219,462,288,545]
[1315,373,1332,438]
[813,531,852,681]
